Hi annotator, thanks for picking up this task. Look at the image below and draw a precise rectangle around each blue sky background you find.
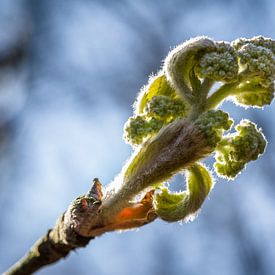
[0,0,275,274]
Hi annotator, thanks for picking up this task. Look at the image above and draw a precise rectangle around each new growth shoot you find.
[123,36,274,222]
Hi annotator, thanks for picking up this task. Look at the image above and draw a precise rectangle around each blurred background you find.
[0,0,275,274]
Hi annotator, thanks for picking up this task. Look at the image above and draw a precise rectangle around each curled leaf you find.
[153,163,213,222]
[164,36,215,101]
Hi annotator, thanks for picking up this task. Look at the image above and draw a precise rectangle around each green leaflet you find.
[214,119,266,179]
[124,116,164,145]
[146,95,186,120]
[195,42,239,82]
[195,110,233,148]
[234,81,274,107]
[136,72,176,115]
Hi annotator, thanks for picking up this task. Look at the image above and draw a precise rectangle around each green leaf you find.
[214,119,266,179]
[234,81,274,107]
[136,72,176,114]
[153,163,213,222]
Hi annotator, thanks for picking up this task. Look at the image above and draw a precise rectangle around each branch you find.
[5,119,211,275]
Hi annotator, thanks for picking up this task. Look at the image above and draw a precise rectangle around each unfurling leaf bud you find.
[195,110,233,148]
[146,95,186,120]
[214,120,266,179]
[195,42,239,82]
[164,36,215,101]
[153,163,213,222]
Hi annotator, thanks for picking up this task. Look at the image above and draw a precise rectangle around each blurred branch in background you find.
[0,36,28,68]
[0,1,31,210]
